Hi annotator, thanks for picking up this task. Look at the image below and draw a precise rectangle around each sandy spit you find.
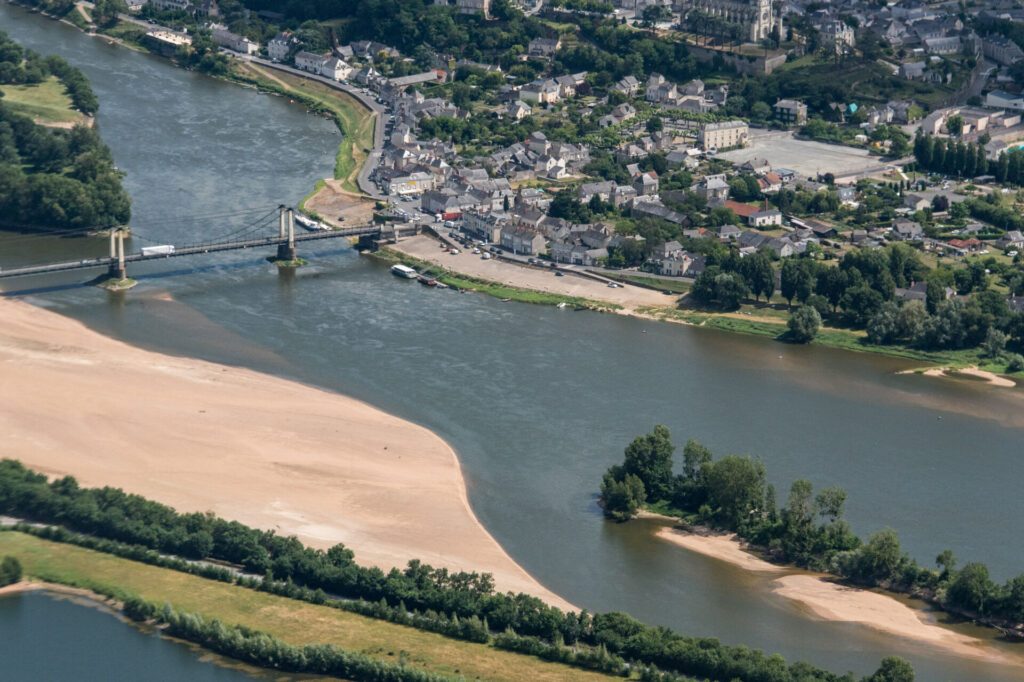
[656,527,784,573]
[0,298,573,611]
[773,575,1023,668]
[656,527,1024,667]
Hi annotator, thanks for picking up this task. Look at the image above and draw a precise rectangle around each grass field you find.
[0,77,88,126]
[233,62,376,194]
[0,532,614,682]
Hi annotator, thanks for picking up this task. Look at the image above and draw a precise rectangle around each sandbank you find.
[0,298,573,610]
[916,366,1017,388]
[389,234,673,312]
[773,574,1023,667]
[656,527,784,573]
[656,526,1024,666]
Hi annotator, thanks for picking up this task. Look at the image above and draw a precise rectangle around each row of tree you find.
[0,31,98,114]
[687,242,1024,353]
[123,597,451,682]
[0,459,898,682]
[600,426,1024,632]
[912,134,989,180]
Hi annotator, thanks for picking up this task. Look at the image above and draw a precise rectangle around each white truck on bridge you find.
[140,245,175,256]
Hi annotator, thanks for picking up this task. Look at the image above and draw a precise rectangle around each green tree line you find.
[600,426,1024,635]
[122,597,453,682]
[0,459,899,682]
[0,30,98,114]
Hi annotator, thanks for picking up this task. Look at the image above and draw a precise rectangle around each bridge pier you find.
[98,229,136,291]
[269,206,304,268]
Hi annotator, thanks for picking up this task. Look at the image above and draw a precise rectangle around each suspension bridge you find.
[0,206,419,287]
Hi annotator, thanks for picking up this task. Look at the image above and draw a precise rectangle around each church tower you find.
[751,0,773,41]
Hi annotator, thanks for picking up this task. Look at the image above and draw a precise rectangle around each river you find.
[3,5,1024,680]
[0,590,260,680]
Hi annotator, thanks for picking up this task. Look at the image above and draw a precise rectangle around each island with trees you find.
[601,425,1024,641]
[0,30,130,233]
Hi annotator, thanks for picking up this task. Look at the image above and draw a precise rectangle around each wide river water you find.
[3,5,1024,680]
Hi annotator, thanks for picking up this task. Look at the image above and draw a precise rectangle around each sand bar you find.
[656,527,784,573]
[657,527,1024,666]
[916,366,1017,388]
[0,298,573,610]
[774,574,1023,667]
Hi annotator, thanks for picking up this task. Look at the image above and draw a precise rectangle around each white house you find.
[268,31,297,62]
[321,57,352,81]
[294,51,327,74]
[211,29,259,55]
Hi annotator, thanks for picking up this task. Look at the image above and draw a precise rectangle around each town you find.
[31,0,1024,361]
[8,1,1024,681]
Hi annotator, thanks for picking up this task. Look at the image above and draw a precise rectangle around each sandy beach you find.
[774,575,1022,667]
[656,526,1023,666]
[0,298,573,610]
[656,527,784,573]
[917,367,1018,388]
[390,234,673,312]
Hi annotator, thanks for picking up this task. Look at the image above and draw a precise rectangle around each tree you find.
[815,486,847,523]
[739,252,774,302]
[0,556,21,586]
[935,549,957,578]
[946,114,963,137]
[621,425,675,501]
[816,267,848,312]
[780,259,815,306]
[851,528,904,583]
[645,115,663,133]
[787,305,821,343]
[840,285,884,327]
[946,562,995,614]
[703,455,767,529]
[600,472,646,521]
[692,267,749,310]
[982,328,1007,358]
[867,656,915,682]
[751,101,772,121]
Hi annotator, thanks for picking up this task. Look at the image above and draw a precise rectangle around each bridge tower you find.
[100,228,136,290]
[270,205,304,268]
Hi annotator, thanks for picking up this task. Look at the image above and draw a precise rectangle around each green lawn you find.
[0,77,87,125]
[0,532,614,682]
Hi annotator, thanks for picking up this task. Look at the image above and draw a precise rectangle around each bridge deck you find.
[0,223,414,280]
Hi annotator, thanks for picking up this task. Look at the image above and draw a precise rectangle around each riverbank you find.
[656,526,1024,668]
[0,536,611,681]
[0,297,572,610]
[387,234,1024,383]
[386,234,672,312]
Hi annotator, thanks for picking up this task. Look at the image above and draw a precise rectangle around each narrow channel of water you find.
[0,591,260,680]
[4,6,1024,680]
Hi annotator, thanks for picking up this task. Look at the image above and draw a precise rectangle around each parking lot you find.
[716,130,882,179]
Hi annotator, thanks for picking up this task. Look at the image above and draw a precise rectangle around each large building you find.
[674,0,781,43]
[433,0,491,16]
[698,120,749,150]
